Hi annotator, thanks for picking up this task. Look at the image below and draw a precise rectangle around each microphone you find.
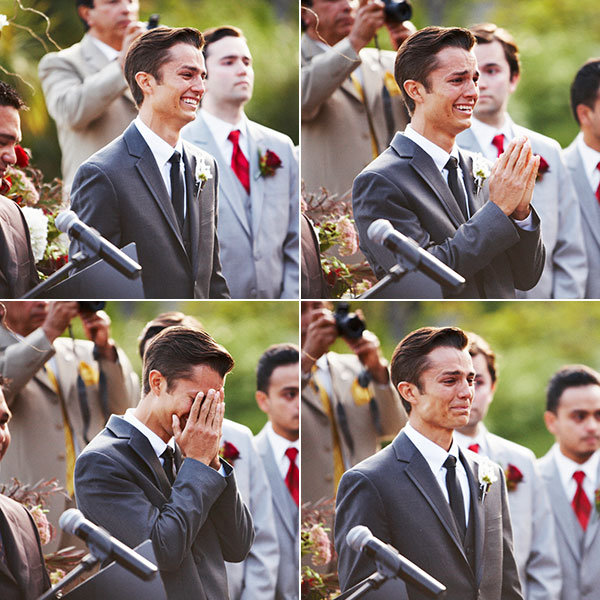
[367,219,465,289]
[56,210,142,279]
[346,525,446,597]
[59,509,158,581]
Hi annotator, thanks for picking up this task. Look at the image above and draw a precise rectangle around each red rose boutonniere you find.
[219,441,240,465]
[535,155,549,182]
[505,463,524,492]
[15,144,29,168]
[258,149,282,178]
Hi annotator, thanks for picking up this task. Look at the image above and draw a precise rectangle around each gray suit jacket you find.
[69,122,229,298]
[74,415,255,600]
[335,431,523,599]
[352,132,546,298]
[182,112,299,299]
[479,429,561,600]
[221,420,279,600]
[38,33,137,192]
[457,125,587,298]
[255,426,299,600]
[563,138,600,298]
[538,449,600,600]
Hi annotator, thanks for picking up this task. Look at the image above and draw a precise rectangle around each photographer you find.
[0,301,136,552]
[301,0,414,200]
[301,301,406,507]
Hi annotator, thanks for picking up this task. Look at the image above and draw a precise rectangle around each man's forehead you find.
[432,47,477,73]
[424,345,473,372]
[559,384,600,410]
[208,36,252,60]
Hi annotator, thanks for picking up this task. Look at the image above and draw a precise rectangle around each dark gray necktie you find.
[161,446,176,485]
[168,151,185,229]
[444,156,468,219]
[443,455,466,538]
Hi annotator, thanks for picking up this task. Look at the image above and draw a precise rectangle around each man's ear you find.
[577,103,592,128]
[403,79,425,107]
[508,72,520,95]
[78,5,92,29]
[135,71,155,97]
[255,390,269,415]
[397,381,418,410]
[148,370,166,397]
[544,410,557,435]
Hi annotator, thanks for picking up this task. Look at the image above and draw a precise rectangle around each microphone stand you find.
[333,572,389,600]
[359,263,412,299]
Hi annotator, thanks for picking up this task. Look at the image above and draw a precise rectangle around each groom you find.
[352,26,545,299]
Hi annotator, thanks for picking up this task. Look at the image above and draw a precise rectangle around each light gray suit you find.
[474,429,561,600]
[38,33,137,193]
[563,137,600,298]
[457,125,587,298]
[538,449,600,600]
[182,111,299,299]
[222,420,279,600]
[255,426,299,600]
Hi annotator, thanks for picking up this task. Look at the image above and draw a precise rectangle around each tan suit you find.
[38,33,137,194]
[0,325,137,552]
[301,34,409,200]
[301,351,406,506]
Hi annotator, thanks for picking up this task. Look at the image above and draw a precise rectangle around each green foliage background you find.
[66,300,299,435]
[326,300,600,458]
[0,0,298,181]
[374,0,600,147]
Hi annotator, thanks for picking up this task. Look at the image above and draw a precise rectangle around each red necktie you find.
[285,447,299,505]
[572,470,592,530]
[228,129,250,194]
[468,443,480,453]
[595,161,600,203]
[492,134,505,157]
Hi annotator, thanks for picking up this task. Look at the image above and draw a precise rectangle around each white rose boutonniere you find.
[21,206,48,262]
[478,457,498,503]
[472,153,492,195]
[195,158,213,192]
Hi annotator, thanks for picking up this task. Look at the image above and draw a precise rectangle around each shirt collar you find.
[453,427,488,454]
[200,108,247,147]
[265,420,299,463]
[553,443,600,489]
[404,123,460,173]
[576,132,600,181]
[134,116,184,169]
[87,33,120,62]
[123,408,175,459]
[404,422,460,475]
[470,115,514,151]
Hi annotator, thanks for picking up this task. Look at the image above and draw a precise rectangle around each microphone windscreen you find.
[59,508,85,535]
[346,525,371,552]
[55,210,79,233]
[367,219,393,245]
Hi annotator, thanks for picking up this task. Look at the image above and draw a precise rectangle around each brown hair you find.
[391,326,469,413]
[124,26,204,107]
[138,312,203,359]
[469,23,520,80]
[467,332,497,384]
[202,25,244,60]
[395,26,475,115]
[142,326,234,395]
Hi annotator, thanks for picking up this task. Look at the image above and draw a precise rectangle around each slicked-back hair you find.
[142,326,234,395]
[546,364,600,413]
[138,312,203,359]
[395,26,475,115]
[124,26,204,107]
[391,326,469,413]
[570,58,600,126]
[256,343,299,393]
[202,25,244,60]
[0,81,26,110]
[469,23,520,80]
[467,332,497,385]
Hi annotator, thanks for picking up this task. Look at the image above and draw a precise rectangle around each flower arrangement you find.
[477,457,498,502]
[504,463,524,492]
[258,149,282,178]
[219,440,241,465]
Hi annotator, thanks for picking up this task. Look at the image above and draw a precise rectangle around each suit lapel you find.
[247,121,266,236]
[182,147,200,274]
[459,152,480,215]
[584,459,600,551]
[0,498,32,590]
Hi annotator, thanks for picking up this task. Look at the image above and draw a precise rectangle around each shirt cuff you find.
[511,211,535,231]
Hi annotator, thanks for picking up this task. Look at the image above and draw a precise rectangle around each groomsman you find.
[454,332,561,600]
[539,365,600,600]
[255,343,300,600]
[563,59,600,298]
[182,26,299,299]
[457,23,587,299]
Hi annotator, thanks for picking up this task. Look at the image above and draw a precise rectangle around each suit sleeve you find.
[353,168,545,287]
[281,138,300,298]
[38,49,130,130]
[0,327,55,405]
[302,38,361,120]
[74,450,253,570]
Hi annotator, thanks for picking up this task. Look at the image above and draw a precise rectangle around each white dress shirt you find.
[404,422,471,525]
[453,428,490,456]
[133,116,187,218]
[200,109,251,166]
[469,115,513,163]
[553,443,599,503]
[576,132,600,194]
[264,420,299,481]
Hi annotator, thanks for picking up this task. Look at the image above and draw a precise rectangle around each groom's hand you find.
[488,136,540,221]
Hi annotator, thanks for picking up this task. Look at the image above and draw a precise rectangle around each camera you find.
[78,301,106,313]
[147,14,160,29]
[383,0,412,23]
[334,302,366,339]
